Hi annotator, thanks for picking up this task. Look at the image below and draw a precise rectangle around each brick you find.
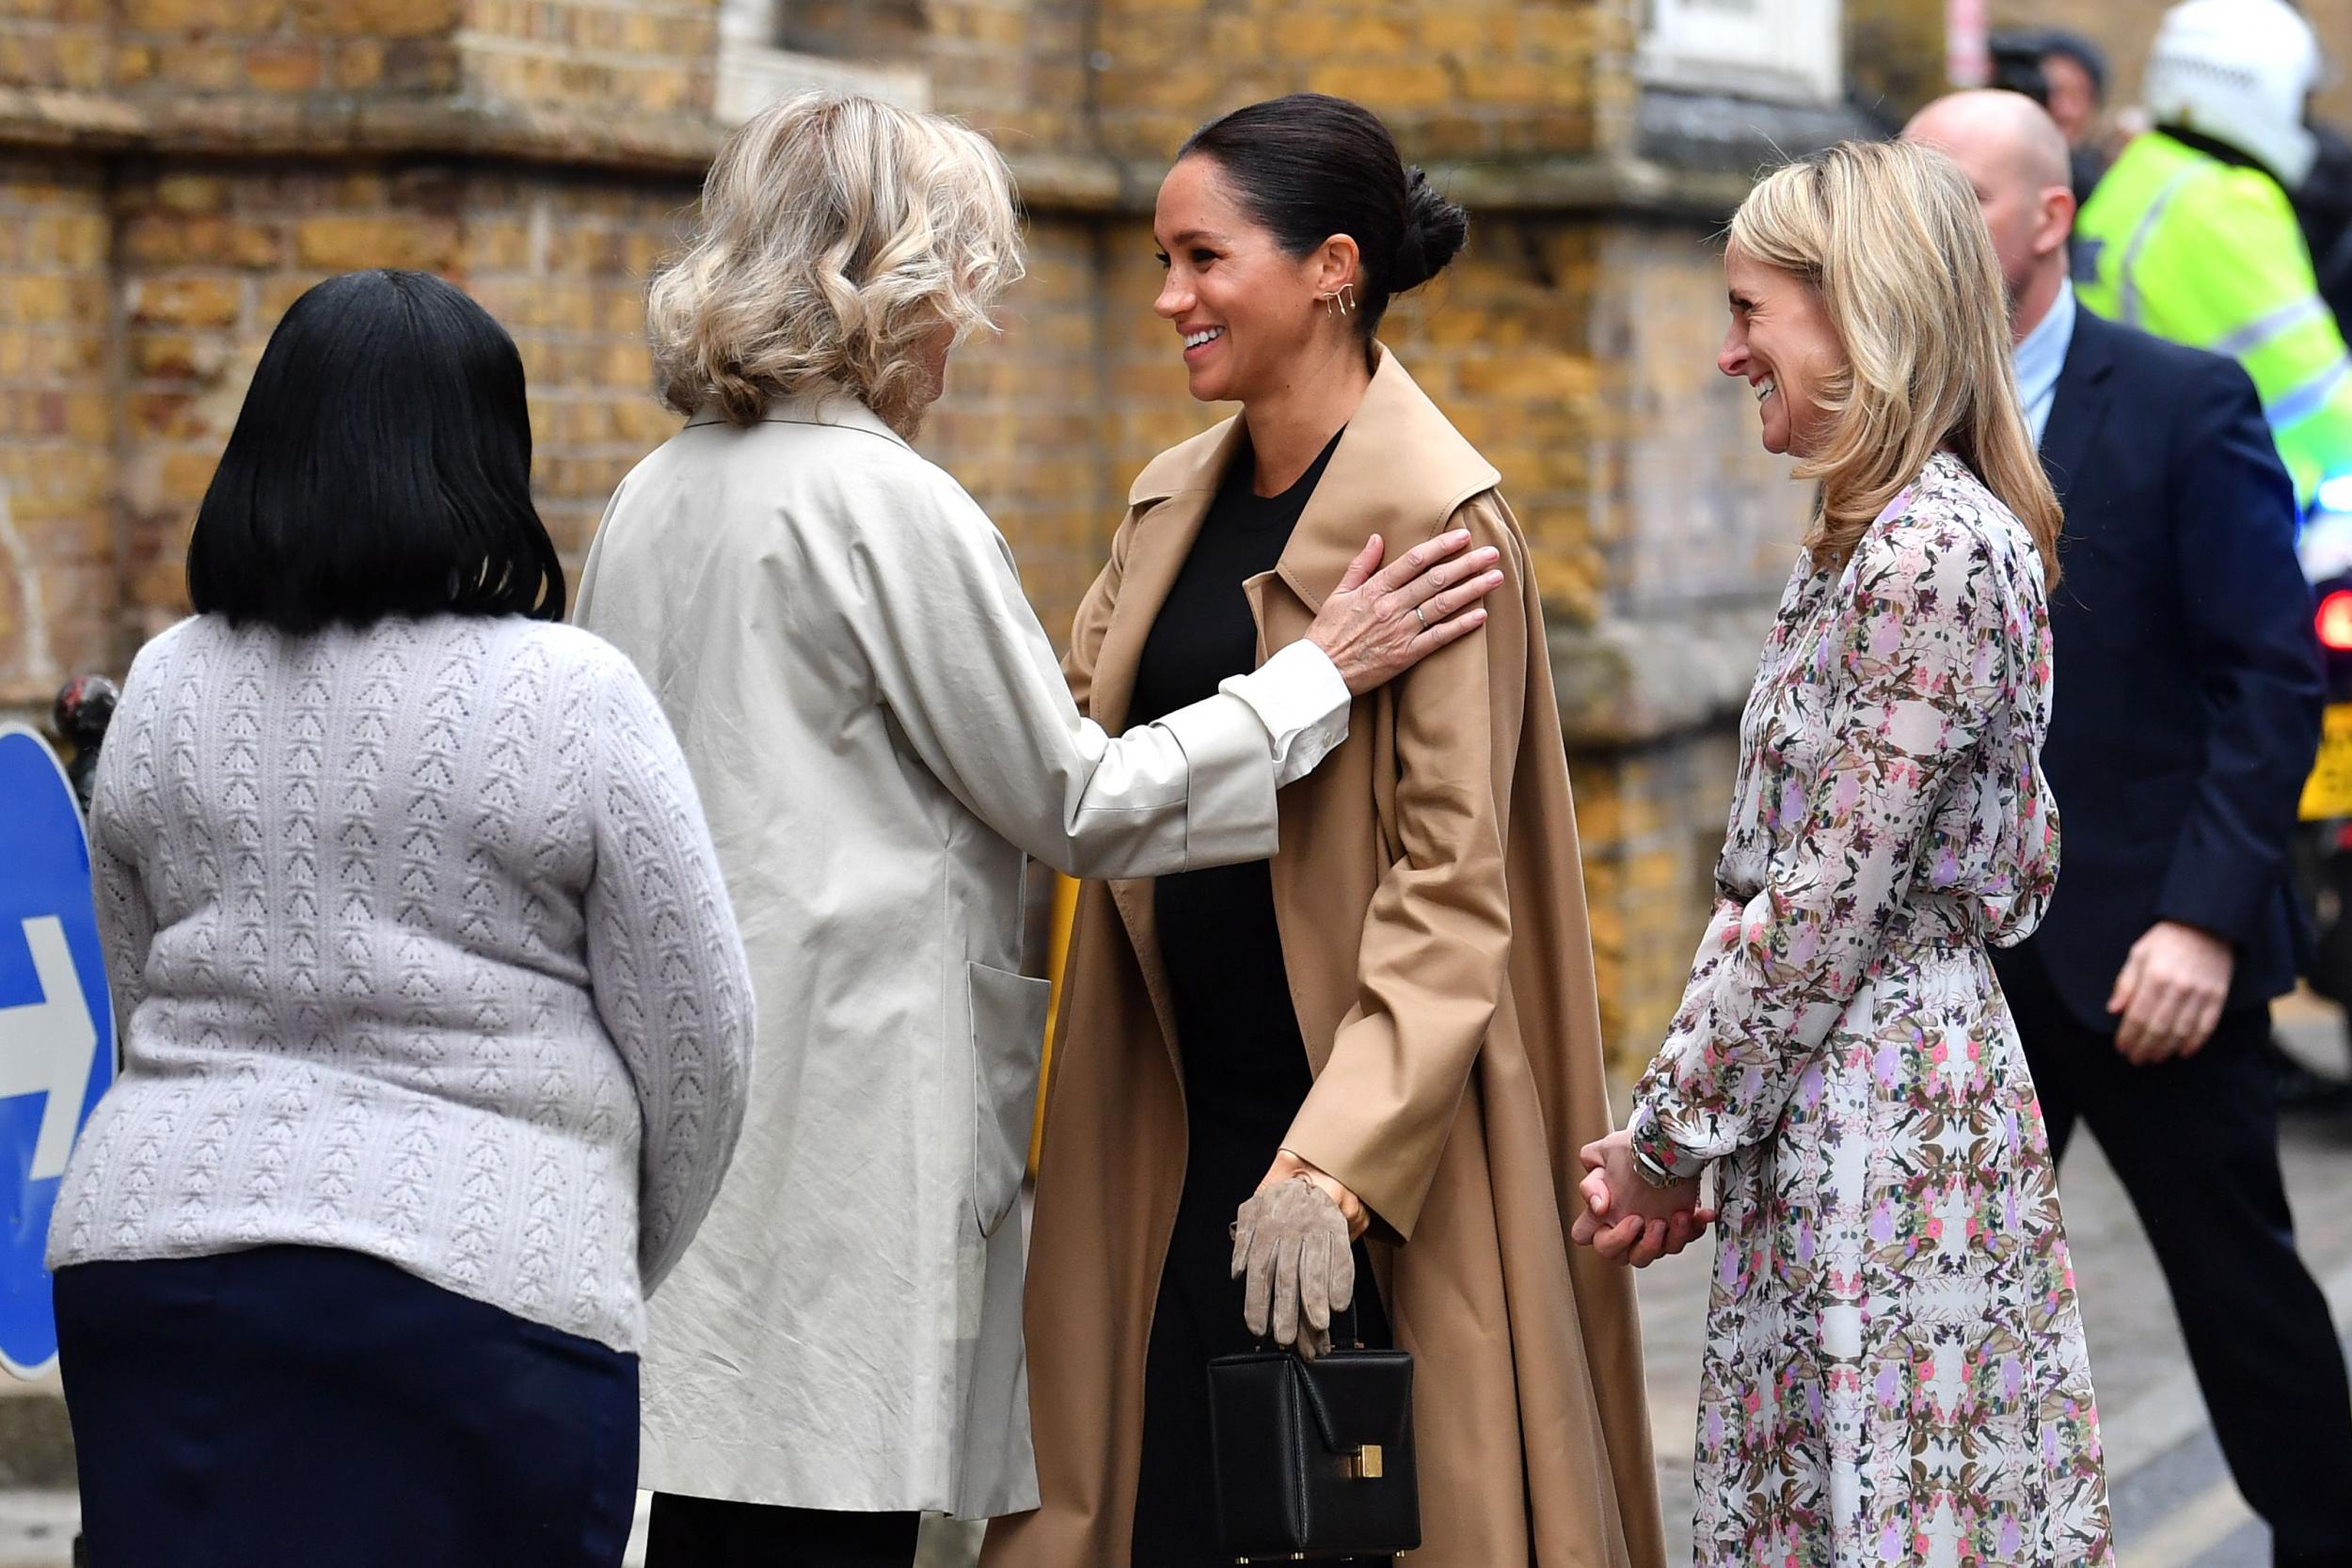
[120,0,285,30]
[129,332,208,380]
[293,214,458,271]
[291,0,459,40]
[153,174,229,215]
[245,39,325,92]
[1306,61,1455,112]
[122,215,282,269]
[379,38,457,89]
[128,277,242,328]
[333,38,385,87]
[158,448,219,504]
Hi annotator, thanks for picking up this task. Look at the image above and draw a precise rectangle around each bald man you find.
[1909,91,2352,1568]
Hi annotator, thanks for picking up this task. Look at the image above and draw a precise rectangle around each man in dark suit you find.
[1909,91,2352,1566]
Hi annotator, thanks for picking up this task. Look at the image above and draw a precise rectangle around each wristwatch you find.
[1629,1144,1680,1190]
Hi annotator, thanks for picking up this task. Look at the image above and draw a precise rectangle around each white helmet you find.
[2142,0,2324,186]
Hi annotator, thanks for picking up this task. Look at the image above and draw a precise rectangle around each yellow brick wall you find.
[109,0,464,97]
[0,0,110,90]
[459,0,717,119]
[104,163,697,646]
[928,0,1089,163]
[1075,0,1638,166]
[6,0,732,106]
[1571,734,1743,1053]
[0,160,112,712]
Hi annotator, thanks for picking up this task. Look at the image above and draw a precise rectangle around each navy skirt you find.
[55,1245,639,1568]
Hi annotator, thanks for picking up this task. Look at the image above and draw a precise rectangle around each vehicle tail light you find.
[2318,589,2352,652]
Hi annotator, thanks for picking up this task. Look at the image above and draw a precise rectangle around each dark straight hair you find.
[1178,93,1469,341]
[186,268,564,634]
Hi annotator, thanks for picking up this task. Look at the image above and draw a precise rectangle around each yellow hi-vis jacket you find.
[2077,130,2352,509]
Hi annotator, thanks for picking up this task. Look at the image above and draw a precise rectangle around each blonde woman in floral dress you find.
[1574,140,2114,1566]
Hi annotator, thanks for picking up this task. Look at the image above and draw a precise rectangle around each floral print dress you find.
[1629,453,2113,1568]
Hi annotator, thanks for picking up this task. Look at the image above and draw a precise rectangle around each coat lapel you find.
[1258,347,1502,624]
[2040,309,2116,516]
[1088,419,1244,1072]
[1087,421,1244,734]
[1090,350,1503,1084]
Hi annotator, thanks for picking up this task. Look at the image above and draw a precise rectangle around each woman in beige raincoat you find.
[987,94,1666,1568]
[572,93,1500,1566]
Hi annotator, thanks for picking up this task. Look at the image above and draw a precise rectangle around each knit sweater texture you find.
[46,613,755,1354]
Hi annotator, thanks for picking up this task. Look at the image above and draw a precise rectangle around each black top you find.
[1129,428,1342,1166]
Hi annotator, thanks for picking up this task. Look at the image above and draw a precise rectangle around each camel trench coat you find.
[984,350,1664,1567]
[572,392,1349,1519]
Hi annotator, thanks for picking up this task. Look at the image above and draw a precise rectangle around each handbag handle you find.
[1332,1299,1361,1351]
[1248,1297,1364,1354]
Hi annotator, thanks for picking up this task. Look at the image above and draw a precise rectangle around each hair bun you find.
[1391,166,1469,293]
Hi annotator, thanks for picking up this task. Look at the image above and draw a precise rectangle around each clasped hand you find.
[1569,1129,1714,1268]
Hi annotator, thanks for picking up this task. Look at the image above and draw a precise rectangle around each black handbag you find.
[1206,1313,1420,1562]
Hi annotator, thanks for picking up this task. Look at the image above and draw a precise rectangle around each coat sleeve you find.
[1276,493,1523,1243]
[580,651,757,1295]
[2152,357,2325,946]
[845,470,1348,879]
[1628,520,2013,1176]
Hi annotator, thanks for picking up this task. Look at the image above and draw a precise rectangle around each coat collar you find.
[1126,345,1499,531]
[1125,344,1500,609]
[684,388,913,451]
[2040,306,2119,513]
[1090,346,1499,731]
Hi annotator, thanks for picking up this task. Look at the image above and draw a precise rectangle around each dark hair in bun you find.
[1178,93,1468,339]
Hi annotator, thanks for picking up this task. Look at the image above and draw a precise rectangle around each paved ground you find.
[5,1006,2349,1567]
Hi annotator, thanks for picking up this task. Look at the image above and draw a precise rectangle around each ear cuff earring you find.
[1320,283,1358,318]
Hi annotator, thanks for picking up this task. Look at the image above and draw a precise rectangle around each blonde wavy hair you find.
[648,92,1025,433]
[1728,138,2061,583]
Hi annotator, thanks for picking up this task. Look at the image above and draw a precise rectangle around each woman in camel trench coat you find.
[987,97,1665,1568]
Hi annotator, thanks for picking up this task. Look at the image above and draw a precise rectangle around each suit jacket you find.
[1994,307,2324,1031]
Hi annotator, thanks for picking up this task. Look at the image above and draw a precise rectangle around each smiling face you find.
[1717,242,1845,457]
[1152,153,1346,405]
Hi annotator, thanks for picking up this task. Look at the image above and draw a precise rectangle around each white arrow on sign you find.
[0,918,96,1182]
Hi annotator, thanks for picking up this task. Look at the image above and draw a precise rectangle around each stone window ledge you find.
[0,83,1880,223]
[1633,84,1887,179]
[716,42,928,125]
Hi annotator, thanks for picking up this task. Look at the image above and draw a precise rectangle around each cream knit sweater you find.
[47,613,754,1353]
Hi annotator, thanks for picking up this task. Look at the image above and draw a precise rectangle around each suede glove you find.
[1231,1176,1356,1359]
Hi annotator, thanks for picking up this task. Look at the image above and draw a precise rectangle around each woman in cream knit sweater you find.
[45,269,754,1568]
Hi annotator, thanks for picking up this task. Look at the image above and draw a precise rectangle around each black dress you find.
[1124,431,1392,1568]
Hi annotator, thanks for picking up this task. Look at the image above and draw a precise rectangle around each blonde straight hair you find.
[647,92,1025,433]
[1728,139,2061,583]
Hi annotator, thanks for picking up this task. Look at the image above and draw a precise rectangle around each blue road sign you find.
[0,723,115,1379]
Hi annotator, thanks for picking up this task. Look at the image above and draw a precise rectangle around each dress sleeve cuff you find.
[1629,1101,1706,1181]
[1218,639,1353,788]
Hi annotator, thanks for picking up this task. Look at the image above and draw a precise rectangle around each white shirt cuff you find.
[1218,639,1352,788]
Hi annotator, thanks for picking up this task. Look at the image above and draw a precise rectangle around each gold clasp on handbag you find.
[1343,1444,1384,1480]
